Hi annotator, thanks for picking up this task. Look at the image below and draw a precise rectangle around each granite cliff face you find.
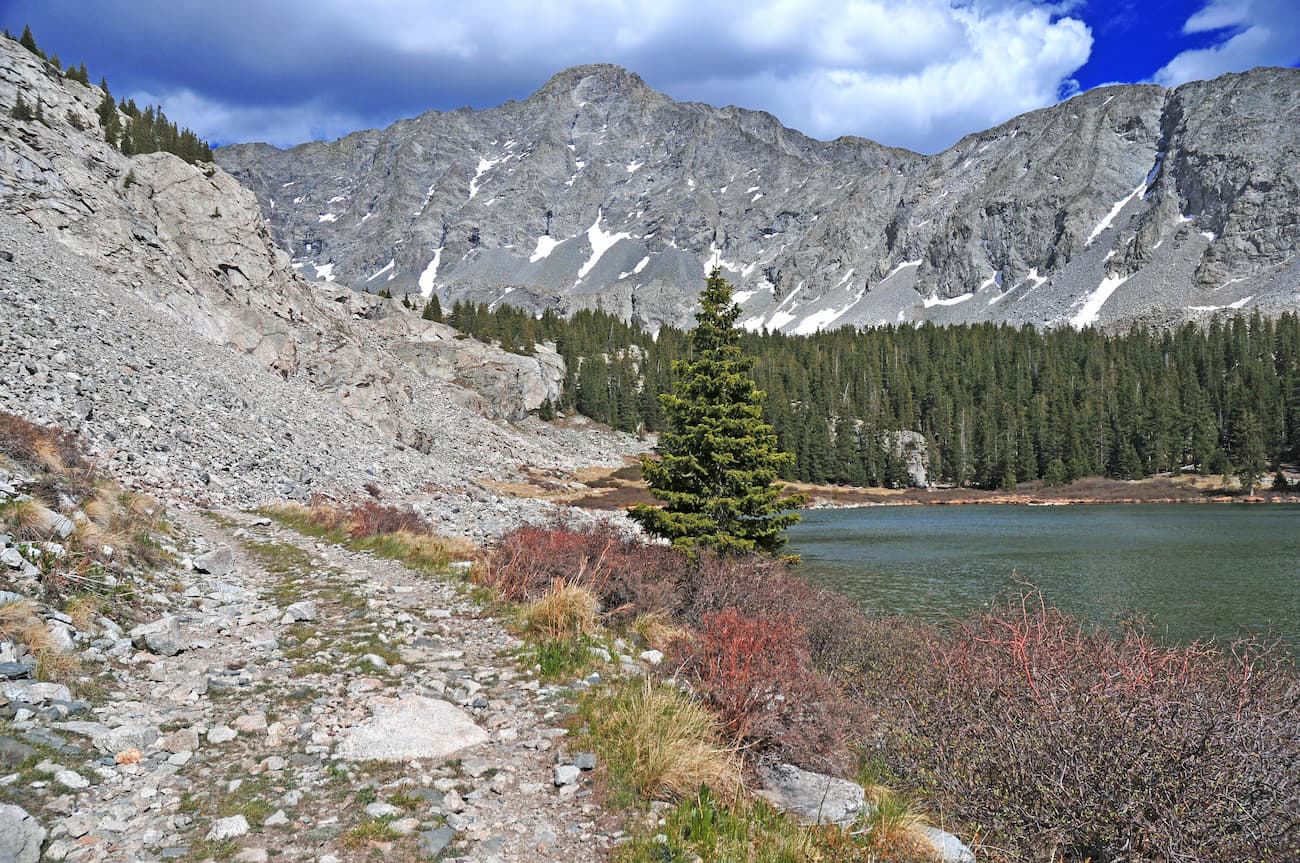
[0,36,632,510]
[217,65,1299,333]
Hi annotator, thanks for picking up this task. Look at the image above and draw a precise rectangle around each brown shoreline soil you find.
[500,460,1300,511]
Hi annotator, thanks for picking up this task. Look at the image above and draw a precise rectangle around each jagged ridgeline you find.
[455,301,1300,490]
[6,24,212,164]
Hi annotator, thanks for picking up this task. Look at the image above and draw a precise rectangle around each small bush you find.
[342,499,427,538]
[485,522,684,615]
[520,580,599,641]
[877,590,1300,862]
[0,410,91,478]
[677,607,853,769]
[580,680,741,803]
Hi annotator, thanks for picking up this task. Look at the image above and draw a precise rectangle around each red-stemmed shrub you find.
[684,552,876,677]
[343,499,427,538]
[871,590,1300,863]
[675,607,853,771]
[485,522,685,617]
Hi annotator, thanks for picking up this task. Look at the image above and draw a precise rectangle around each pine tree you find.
[19,25,40,57]
[420,293,442,322]
[629,268,804,556]
[1231,408,1268,495]
[1272,469,1290,493]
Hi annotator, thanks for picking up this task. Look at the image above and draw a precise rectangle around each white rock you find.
[918,825,977,863]
[206,814,250,840]
[207,724,238,744]
[336,695,487,762]
[53,769,89,790]
[756,763,865,825]
[281,600,317,622]
[193,545,235,576]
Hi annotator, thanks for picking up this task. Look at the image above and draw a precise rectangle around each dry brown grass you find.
[0,598,79,681]
[63,594,101,632]
[520,580,599,640]
[585,680,742,802]
[632,609,688,651]
[2,498,47,540]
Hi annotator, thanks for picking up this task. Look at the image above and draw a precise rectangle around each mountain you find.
[0,35,637,528]
[216,64,1300,334]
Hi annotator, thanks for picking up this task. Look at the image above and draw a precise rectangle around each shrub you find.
[676,607,853,770]
[877,590,1300,862]
[520,580,599,640]
[0,410,91,477]
[685,552,876,676]
[342,499,426,539]
[581,679,741,803]
[485,522,685,615]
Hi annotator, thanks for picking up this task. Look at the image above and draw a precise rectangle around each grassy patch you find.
[576,679,741,808]
[341,816,400,848]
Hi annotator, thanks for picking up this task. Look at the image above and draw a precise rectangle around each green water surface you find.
[787,503,1300,646]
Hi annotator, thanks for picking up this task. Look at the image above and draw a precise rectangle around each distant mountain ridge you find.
[216,64,1300,333]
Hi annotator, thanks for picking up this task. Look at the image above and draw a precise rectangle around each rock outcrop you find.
[0,35,639,511]
[218,64,1299,334]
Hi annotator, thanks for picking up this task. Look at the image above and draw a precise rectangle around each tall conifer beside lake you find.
[630,269,805,555]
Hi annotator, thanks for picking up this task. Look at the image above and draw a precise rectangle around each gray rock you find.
[0,661,34,679]
[2,680,72,705]
[0,804,45,863]
[336,695,488,762]
[574,752,597,771]
[917,825,977,863]
[553,764,580,787]
[281,600,317,622]
[193,545,234,576]
[0,736,39,767]
[206,814,250,840]
[90,724,158,755]
[1,547,22,568]
[756,763,865,825]
[128,615,188,656]
[417,826,455,859]
[53,768,89,789]
[363,802,400,818]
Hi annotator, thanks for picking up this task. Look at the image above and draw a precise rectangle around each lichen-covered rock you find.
[756,763,865,825]
[0,804,45,863]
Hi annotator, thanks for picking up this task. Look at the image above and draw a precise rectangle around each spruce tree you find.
[629,268,804,556]
[421,293,443,322]
[19,25,40,57]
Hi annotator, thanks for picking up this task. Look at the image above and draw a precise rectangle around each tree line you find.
[447,296,1300,491]
[7,24,212,164]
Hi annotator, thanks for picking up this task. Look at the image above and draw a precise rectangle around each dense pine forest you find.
[7,25,213,164]
[445,298,1300,490]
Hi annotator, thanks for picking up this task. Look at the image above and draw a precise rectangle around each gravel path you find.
[4,506,621,862]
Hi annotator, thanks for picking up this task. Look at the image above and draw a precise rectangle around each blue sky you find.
[4,1,1296,154]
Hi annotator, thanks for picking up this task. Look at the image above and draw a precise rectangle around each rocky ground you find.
[2,503,661,863]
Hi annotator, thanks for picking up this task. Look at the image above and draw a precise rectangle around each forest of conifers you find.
[445,299,1300,490]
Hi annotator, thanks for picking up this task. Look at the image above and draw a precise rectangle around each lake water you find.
[787,503,1300,647]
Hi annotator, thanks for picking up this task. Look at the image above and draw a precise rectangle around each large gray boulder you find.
[918,825,977,863]
[128,616,188,656]
[336,695,488,762]
[0,804,45,863]
[192,544,234,576]
[756,763,866,825]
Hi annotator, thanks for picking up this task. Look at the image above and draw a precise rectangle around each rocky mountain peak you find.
[534,63,653,106]
[217,61,1299,334]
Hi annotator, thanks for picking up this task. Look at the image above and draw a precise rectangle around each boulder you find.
[756,763,866,825]
[128,615,188,656]
[0,804,46,863]
[206,814,250,841]
[281,600,317,623]
[193,545,234,576]
[335,695,487,762]
[917,825,976,863]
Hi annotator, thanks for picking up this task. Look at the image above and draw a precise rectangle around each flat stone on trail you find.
[128,615,188,656]
[206,814,250,840]
[193,544,235,576]
[335,695,487,762]
[281,600,317,622]
[757,763,866,825]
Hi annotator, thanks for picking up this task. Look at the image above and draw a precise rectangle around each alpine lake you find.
[787,503,1300,649]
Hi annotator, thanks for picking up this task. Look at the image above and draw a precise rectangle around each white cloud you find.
[122,1,1094,153]
[127,88,368,148]
[1155,0,1300,87]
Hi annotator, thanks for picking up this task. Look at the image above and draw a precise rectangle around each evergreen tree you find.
[630,269,804,555]
[1231,408,1268,494]
[1272,469,1290,493]
[19,25,40,57]
[10,92,34,122]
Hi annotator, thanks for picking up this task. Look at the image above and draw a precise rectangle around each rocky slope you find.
[217,64,1299,334]
[0,36,643,530]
